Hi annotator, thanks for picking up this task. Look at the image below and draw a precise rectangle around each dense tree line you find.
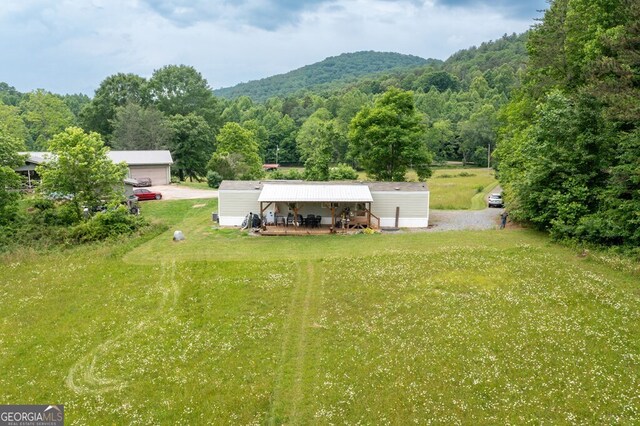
[496,0,640,250]
[1,32,528,185]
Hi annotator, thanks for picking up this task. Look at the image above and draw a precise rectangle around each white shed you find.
[218,180,429,229]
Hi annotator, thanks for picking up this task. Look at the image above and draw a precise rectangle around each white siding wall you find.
[370,191,429,228]
[219,190,261,226]
[219,189,430,228]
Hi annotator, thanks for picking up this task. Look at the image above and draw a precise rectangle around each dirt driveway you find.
[148,185,218,200]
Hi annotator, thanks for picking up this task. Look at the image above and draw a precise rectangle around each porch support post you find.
[260,201,271,216]
[331,204,335,230]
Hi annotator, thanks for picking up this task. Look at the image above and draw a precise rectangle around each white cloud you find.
[0,0,542,95]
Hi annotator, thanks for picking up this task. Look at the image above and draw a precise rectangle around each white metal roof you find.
[258,184,373,203]
[20,150,173,166]
[107,150,173,165]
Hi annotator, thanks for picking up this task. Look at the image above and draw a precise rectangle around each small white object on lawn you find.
[173,230,185,241]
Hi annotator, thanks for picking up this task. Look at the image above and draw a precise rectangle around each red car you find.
[133,188,162,201]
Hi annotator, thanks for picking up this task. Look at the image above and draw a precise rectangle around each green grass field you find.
[427,168,499,210]
[283,167,499,210]
[1,199,638,424]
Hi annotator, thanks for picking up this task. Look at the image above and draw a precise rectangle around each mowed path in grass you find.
[1,198,639,424]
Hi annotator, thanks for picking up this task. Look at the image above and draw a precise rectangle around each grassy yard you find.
[173,180,211,190]
[1,199,638,424]
[427,168,499,210]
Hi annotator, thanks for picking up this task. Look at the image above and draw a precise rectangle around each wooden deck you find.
[259,224,369,236]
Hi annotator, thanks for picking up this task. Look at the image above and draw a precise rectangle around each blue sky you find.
[0,0,547,95]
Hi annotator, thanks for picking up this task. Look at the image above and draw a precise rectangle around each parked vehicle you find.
[133,188,162,201]
[84,196,140,216]
[488,193,504,208]
[133,177,152,187]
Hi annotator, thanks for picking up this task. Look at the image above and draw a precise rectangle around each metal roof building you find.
[18,150,174,185]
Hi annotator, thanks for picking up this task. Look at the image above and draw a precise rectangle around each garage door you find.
[129,166,170,185]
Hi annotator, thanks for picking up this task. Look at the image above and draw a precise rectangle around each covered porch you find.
[257,183,380,235]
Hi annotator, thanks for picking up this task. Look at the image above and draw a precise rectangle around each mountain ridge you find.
[214,51,439,101]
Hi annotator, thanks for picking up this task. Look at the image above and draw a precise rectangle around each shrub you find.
[268,170,285,180]
[207,170,223,188]
[69,206,148,243]
[329,163,359,180]
[285,169,304,180]
[42,202,81,226]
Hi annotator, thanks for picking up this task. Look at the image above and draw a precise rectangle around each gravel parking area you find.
[426,186,504,231]
[148,185,218,200]
[426,208,503,231]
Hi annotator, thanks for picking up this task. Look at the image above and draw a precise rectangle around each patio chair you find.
[286,213,294,227]
[305,214,315,228]
[314,215,322,228]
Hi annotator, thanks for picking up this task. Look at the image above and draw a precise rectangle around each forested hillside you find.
[213,51,433,101]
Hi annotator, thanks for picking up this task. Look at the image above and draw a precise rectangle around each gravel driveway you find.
[426,208,503,231]
[148,185,218,200]
[425,186,504,232]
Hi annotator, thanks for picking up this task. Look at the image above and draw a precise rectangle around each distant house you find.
[17,150,174,185]
[218,180,430,229]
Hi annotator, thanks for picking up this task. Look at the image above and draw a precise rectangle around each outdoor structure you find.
[106,150,173,185]
[14,152,46,188]
[218,180,430,232]
[16,150,174,185]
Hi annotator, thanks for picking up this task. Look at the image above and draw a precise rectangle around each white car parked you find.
[488,193,504,208]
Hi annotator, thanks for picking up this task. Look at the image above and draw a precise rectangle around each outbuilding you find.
[18,150,174,186]
[107,150,173,185]
[218,180,429,230]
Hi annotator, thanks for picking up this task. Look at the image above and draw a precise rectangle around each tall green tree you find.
[261,111,298,164]
[169,114,214,181]
[79,73,148,142]
[349,88,432,181]
[61,93,91,119]
[19,90,75,149]
[297,108,348,180]
[457,104,497,165]
[111,103,173,150]
[0,82,23,106]
[0,123,26,167]
[0,123,26,225]
[0,103,29,145]
[297,109,347,161]
[302,127,333,181]
[425,119,455,163]
[208,122,262,180]
[37,127,128,220]
[148,65,221,130]
[497,0,640,249]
